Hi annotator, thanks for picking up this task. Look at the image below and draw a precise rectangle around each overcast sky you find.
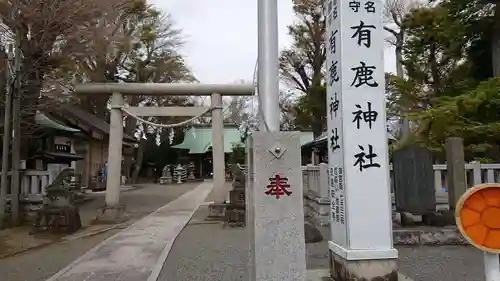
[150,0,397,84]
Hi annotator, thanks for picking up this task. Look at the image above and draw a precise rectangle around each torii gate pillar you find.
[210,93,226,203]
[105,93,125,208]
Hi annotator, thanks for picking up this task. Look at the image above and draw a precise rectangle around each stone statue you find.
[159,165,173,184]
[34,168,82,233]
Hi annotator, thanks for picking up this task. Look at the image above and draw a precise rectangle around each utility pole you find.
[11,30,21,224]
[0,44,13,229]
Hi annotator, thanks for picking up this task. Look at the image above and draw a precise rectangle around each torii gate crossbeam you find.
[75,83,254,96]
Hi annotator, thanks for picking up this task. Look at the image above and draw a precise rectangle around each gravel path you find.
[158,206,332,281]
[398,246,484,281]
[159,206,486,281]
[0,182,199,281]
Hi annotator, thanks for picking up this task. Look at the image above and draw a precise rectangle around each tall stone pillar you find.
[211,93,226,203]
[324,0,398,279]
[247,131,307,281]
[97,92,125,222]
[445,137,467,210]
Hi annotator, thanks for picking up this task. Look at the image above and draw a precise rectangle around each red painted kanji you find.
[265,174,292,199]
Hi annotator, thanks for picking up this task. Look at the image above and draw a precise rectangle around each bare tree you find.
[384,0,421,77]
[278,91,296,130]
[61,2,195,183]
[224,92,295,132]
[223,96,252,125]
[0,0,130,226]
[383,0,421,141]
[221,86,295,132]
[0,0,128,133]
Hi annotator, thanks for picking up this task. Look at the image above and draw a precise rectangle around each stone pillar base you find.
[329,250,398,281]
[441,209,457,225]
[207,203,226,219]
[92,205,127,225]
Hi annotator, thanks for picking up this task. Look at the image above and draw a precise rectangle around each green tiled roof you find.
[172,126,244,154]
[173,128,314,154]
[35,111,80,132]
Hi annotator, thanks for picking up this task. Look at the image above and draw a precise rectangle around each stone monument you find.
[247,131,307,280]
[225,163,246,226]
[324,0,398,279]
[393,146,439,226]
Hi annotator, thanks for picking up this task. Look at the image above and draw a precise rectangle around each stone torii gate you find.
[74,83,254,221]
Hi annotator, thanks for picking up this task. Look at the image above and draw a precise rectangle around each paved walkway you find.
[45,181,213,281]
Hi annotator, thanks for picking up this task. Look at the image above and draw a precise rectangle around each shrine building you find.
[172,124,314,177]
